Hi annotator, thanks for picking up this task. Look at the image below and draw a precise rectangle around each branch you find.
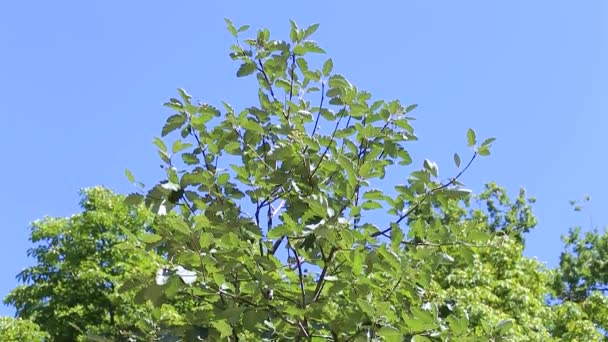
[256,59,278,102]
[309,110,344,180]
[311,82,325,139]
[286,53,296,120]
[312,247,337,302]
[289,239,307,308]
[371,152,477,238]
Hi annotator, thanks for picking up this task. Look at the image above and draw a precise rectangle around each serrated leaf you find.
[323,58,333,76]
[237,62,256,77]
[362,201,383,210]
[466,128,476,147]
[124,193,144,206]
[182,153,200,165]
[161,114,187,137]
[363,189,385,200]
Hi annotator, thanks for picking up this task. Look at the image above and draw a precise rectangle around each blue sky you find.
[1,1,607,316]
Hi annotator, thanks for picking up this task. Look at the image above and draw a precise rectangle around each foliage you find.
[4,187,161,341]
[119,20,509,341]
[0,316,49,342]
[6,20,608,342]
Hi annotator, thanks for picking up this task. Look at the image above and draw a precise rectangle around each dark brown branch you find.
[371,152,477,238]
[289,239,307,308]
[312,247,337,302]
[286,53,296,120]
[309,112,344,180]
[256,59,278,101]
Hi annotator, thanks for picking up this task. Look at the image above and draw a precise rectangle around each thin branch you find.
[256,59,278,102]
[371,152,477,238]
[269,236,285,256]
[312,82,325,136]
[384,277,402,301]
[309,112,344,180]
[312,247,337,302]
[289,239,307,308]
[286,53,296,120]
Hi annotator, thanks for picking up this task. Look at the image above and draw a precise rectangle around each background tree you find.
[4,187,161,341]
[0,316,48,342]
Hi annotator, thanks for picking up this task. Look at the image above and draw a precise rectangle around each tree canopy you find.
[4,20,608,341]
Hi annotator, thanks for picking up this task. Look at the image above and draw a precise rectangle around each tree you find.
[7,20,608,342]
[119,20,507,340]
[4,187,161,341]
[0,316,48,342]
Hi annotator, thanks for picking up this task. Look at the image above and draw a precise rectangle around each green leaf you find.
[363,189,386,200]
[447,314,468,336]
[495,319,514,334]
[217,173,230,186]
[453,153,461,168]
[182,153,200,165]
[237,62,256,77]
[391,223,404,251]
[322,58,333,76]
[377,327,402,341]
[124,193,144,206]
[362,201,383,210]
[125,168,135,183]
[289,20,298,42]
[199,232,213,248]
[225,18,237,37]
[303,23,320,39]
[161,114,187,137]
[466,128,476,147]
[293,41,326,55]
[153,137,167,152]
[172,140,193,153]
[477,144,490,156]
[140,234,163,244]
[211,320,233,339]
[481,137,496,146]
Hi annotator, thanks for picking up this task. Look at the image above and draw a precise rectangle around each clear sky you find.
[1,1,607,316]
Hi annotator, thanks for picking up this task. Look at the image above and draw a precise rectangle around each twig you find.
[371,152,477,238]
[312,247,336,302]
[257,59,278,102]
[309,111,344,180]
[289,239,307,308]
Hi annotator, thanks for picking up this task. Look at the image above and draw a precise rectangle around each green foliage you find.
[7,20,608,342]
[0,316,49,341]
[118,20,504,340]
[4,187,161,341]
